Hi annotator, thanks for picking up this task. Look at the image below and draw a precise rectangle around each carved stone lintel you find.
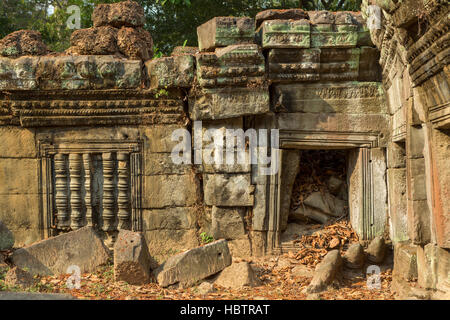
[117,153,131,230]
[102,152,116,232]
[54,154,70,228]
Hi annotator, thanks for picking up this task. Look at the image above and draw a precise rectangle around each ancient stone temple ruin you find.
[0,0,448,298]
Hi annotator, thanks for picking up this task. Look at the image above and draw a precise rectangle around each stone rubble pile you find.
[0,30,48,57]
[68,1,153,60]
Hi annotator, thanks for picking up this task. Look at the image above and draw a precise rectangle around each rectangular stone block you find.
[0,158,39,194]
[0,194,41,246]
[393,243,418,281]
[142,125,186,153]
[272,82,387,114]
[11,227,110,276]
[268,48,320,82]
[197,17,255,51]
[144,153,192,175]
[0,126,36,158]
[0,57,38,90]
[407,158,427,201]
[311,24,358,48]
[143,174,200,208]
[189,86,270,121]
[319,48,360,81]
[358,47,382,81]
[211,206,247,240]
[407,200,431,245]
[387,169,408,243]
[146,55,195,89]
[142,207,197,231]
[259,19,310,49]
[196,44,265,87]
[387,142,406,169]
[203,174,254,206]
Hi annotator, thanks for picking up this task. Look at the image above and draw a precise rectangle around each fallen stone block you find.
[307,250,342,293]
[146,55,195,89]
[343,243,365,269]
[197,17,255,51]
[204,174,255,207]
[114,230,153,285]
[154,239,232,288]
[268,48,320,82]
[214,262,261,289]
[291,264,314,278]
[92,1,145,28]
[196,44,265,87]
[0,30,48,57]
[117,27,153,60]
[366,236,386,264]
[11,226,110,276]
[5,267,37,289]
[0,221,14,250]
[291,205,332,224]
[255,8,308,29]
[259,19,311,49]
[189,86,270,121]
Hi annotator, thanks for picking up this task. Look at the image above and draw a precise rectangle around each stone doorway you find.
[280,149,349,249]
[261,130,388,254]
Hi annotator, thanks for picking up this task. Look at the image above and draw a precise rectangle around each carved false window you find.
[38,140,143,237]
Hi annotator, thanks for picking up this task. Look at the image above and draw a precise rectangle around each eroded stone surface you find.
[154,239,232,287]
[11,227,110,276]
[0,30,48,57]
[114,230,153,285]
[5,267,37,289]
[147,55,195,89]
[92,1,145,28]
[307,250,342,293]
[214,262,261,288]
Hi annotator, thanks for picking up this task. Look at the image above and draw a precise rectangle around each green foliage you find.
[0,0,361,54]
[199,232,214,244]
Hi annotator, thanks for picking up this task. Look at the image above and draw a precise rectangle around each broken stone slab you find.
[203,174,255,207]
[303,192,346,217]
[291,205,332,224]
[211,206,246,240]
[154,239,232,288]
[196,44,265,87]
[189,86,270,121]
[366,236,386,264]
[0,221,14,250]
[5,267,37,289]
[0,30,48,57]
[343,243,365,269]
[258,19,311,49]
[117,27,153,61]
[307,250,342,293]
[11,226,110,276]
[146,55,195,89]
[92,0,145,28]
[214,262,261,289]
[268,48,320,82]
[255,8,309,29]
[197,17,255,52]
[114,230,153,285]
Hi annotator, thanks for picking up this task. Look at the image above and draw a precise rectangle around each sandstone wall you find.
[362,0,450,297]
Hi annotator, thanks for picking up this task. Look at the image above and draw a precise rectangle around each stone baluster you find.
[69,154,83,230]
[102,152,116,231]
[54,154,70,228]
[117,153,131,230]
[83,153,93,227]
